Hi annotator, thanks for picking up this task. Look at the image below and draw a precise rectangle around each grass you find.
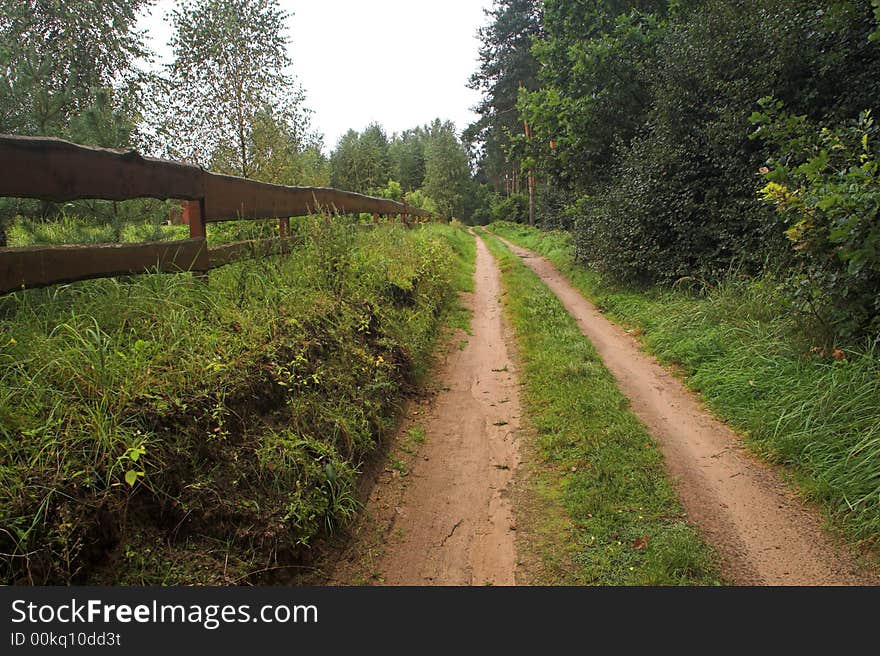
[477,229,720,585]
[401,425,427,456]
[6,213,298,248]
[488,220,880,550]
[0,217,474,584]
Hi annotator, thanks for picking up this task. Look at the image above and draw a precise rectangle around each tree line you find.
[0,0,486,244]
[467,0,880,339]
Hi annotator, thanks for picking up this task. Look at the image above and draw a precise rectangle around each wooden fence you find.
[0,135,433,295]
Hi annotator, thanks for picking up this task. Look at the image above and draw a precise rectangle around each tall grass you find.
[489,220,880,547]
[0,218,473,584]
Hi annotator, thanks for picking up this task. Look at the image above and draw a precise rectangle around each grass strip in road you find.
[488,221,880,552]
[477,229,720,585]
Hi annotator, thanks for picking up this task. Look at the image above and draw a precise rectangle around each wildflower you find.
[7,337,15,346]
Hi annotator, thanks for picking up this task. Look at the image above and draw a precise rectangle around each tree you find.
[0,0,152,141]
[165,0,311,178]
[388,127,427,192]
[422,120,471,219]
[0,0,153,246]
[465,0,542,197]
[329,123,392,194]
[209,104,326,185]
[519,0,670,194]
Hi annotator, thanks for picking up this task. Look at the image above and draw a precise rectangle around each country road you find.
[328,231,876,586]
[495,234,877,586]
[328,234,522,585]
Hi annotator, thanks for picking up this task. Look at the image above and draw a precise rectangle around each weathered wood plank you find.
[0,239,208,295]
[0,134,432,221]
[203,173,431,221]
[0,135,204,202]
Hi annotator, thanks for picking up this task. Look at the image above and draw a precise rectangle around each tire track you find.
[494,234,876,586]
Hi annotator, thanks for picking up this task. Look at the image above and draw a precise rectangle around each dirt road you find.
[495,235,875,585]
[330,234,522,585]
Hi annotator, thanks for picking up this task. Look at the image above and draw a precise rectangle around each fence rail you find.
[0,134,432,295]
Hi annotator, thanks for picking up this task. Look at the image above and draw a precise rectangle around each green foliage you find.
[491,193,529,224]
[422,120,471,219]
[388,128,427,192]
[403,189,438,216]
[465,0,542,192]
[521,3,664,189]
[330,124,393,195]
[331,119,472,219]
[752,100,880,338]
[0,0,151,142]
[495,0,880,297]
[872,0,880,41]
[6,211,188,247]
[0,220,474,584]
[376,180,403,202]
[214,107,328,186]
[164,0,316,179]
[533,182,575,229]
[462,183,497,226]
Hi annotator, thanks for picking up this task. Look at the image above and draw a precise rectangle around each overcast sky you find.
[137,0,492,151]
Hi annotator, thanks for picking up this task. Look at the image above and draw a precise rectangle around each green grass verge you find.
[488,220,880,550]
[477,229,720,585]
[0,218,474,584]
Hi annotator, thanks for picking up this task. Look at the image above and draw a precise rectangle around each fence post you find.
[183,199,208,280]
[279,216,290,254]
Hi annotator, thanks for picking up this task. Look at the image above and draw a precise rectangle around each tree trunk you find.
[234,83,249,178]
[524,121,535,226]
[527,170,535,226]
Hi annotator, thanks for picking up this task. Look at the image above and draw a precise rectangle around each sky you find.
[137,0,492,152]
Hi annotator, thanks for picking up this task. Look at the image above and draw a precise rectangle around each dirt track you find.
[330,234,522,585]
[328,231,875,587]
[496,235,876,586]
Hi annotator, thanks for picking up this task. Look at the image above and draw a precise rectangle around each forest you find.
[470,0,880,342]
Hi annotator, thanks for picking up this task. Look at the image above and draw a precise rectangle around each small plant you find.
[119,445,146,488]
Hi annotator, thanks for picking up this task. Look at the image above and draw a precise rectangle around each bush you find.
[535,183,574,230]
[567,0,880,284]
[491,192,529,224]
[753,100,880,339]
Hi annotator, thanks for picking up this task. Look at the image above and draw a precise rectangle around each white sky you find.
[137,0,491,151]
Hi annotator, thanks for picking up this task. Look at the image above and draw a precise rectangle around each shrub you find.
[491,192,529,224]
[567,0,880,284]
[753,100,880,339]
